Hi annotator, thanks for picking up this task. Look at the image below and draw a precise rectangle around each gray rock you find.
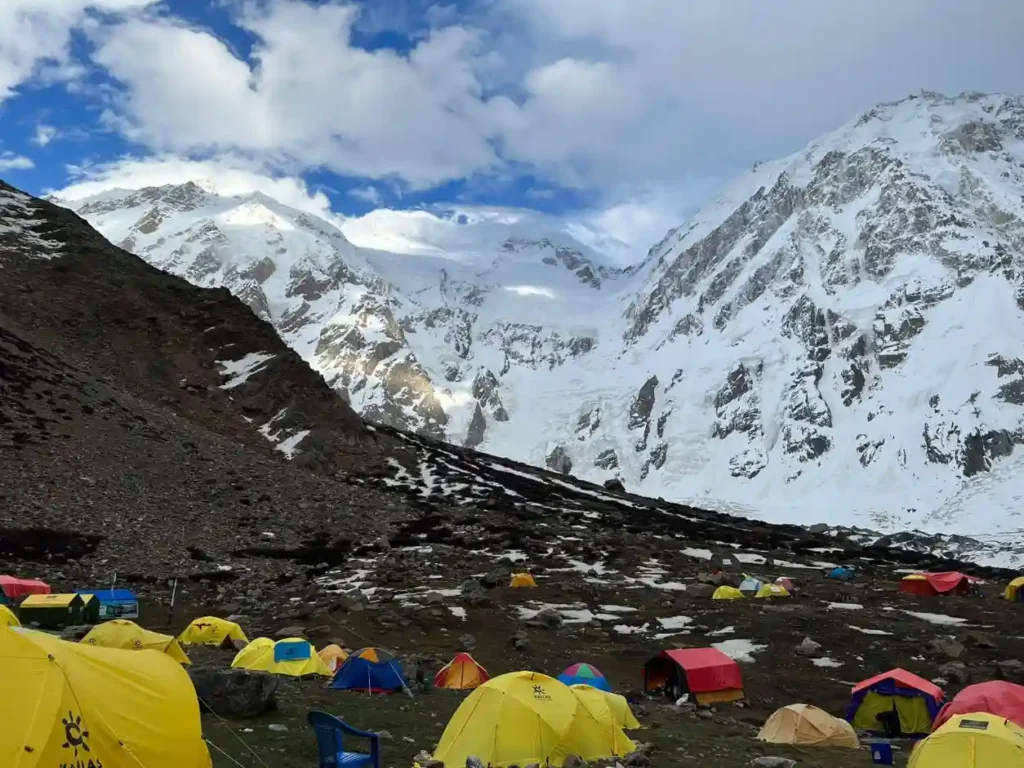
[459,633,477,651]
[466,757,485,768]
[629,376,659,429]
[189,668,279,718]
[268,723,288,732]
[795,637,822,657]
[686,584,716,599]
[479,569,507,589]
[546,445,573,475]
[748,758,796,768]
[938,661,970,685]
[464,403,487,449]
[274,625,306,639]
[997,660,1024,684]
[563,756,588,768]
[527,608,563,629]
[60,625,93,641]
[928,637,966,660]
[602,476,625,492]
[961,631,997,649]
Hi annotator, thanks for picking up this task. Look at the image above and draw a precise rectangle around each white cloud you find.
[0,152,34,171]
[348,185,381,205]
[55,156,338,221]
[89,0,504,187]
[32,124,58,147]
[0,0,155,102]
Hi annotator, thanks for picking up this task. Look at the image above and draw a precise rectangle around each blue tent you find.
[78,589,139,619]
[331,648,405,693]
[827,567,855,581]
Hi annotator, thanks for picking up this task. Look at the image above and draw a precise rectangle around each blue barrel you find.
[870,742,894,765]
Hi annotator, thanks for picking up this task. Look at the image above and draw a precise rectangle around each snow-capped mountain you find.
[60,91,1024,538]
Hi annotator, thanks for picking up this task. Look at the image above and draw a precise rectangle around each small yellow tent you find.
[755,584,790,599]
[1004,577,1024,602]
[909,713,1024,767]
[82,620,191,664]
[319,643,349,673]
[570,684,641,730]
[178,616,248,648]
[231,637,332,677]
[0,604,19,627]
[433,671,634,767]
[712,586,745,600]
[758,704,859,748]
[0,626,211,768]
[510,573,538,588]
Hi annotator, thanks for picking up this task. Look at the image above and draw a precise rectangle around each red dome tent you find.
[899,572,979,597]
[0,575,51,603]
[932,681,1024,731]
[643,648,744,704]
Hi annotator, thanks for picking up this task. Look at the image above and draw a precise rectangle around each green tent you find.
[19,593,100,628]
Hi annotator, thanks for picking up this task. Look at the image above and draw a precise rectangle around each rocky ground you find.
[3,180,1024,767]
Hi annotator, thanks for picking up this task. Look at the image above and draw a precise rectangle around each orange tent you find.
[900,572,979,597]
[318,644,348,673]
[434,653,489,690]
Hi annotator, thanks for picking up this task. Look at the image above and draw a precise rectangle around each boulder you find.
[511,629,530,652]
[602,478,626,493]
[794,637,822,657]
[479,570,507,589]
[188,668,279,718]
[697,571,725,586]
[961,631,997,649]
[928,637,966,660]
[938,661,970,685]
[748,758,796,768]
[274,625,306,639]
[60,625,93,641]
[562,755,588,768]
[466,756,486,768]
[686,584,716,599]
[527,608,563,629]
[997,660,1024,684]
[625,751,650,767]
[459,633,477,651]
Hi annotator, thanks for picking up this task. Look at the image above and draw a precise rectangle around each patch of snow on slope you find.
[713,639,766,663]
[218,352,275,389]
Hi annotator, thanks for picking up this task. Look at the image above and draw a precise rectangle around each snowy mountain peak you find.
[62,91,1024,542]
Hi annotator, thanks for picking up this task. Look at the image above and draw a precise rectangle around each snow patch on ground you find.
[826,603,864,611]
[218,352,275,389]
[849,625,894,636]
[902,610,969,626]
[812,657,844,668]
[712,639,766,663]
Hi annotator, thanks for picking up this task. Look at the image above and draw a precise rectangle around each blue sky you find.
[2,0,1024,259]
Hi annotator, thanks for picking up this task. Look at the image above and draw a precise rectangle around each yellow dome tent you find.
[510,573,538,588]
[712,586,745,600]
[82,620,191,665]
[0,626,211,768]
[570,684,641,730]
[755,584,790,599]
[1004,577,1024,602]
[908,713,1024,767]
[564,684,637,762]
[318,643,349,673]
[178,616,248,648]
[231,637,332,677]
[434,652,489,690]
[757,704,859,749]
[0,604,19,627]
[433,671,635,767]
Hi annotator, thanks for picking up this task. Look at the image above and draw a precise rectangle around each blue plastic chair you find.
[307,711,380,768]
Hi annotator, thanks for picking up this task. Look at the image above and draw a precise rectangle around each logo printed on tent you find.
[532,684,551,700]
[959,718,990,730]
[274,641,312,663]
[61,711,91,758]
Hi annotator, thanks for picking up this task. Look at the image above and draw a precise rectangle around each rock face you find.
[61,91,1024,538]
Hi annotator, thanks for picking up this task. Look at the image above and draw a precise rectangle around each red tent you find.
[0,576,51,600]
[932,681,1024,731]
[644,648,744,704]
[899,572,979,597]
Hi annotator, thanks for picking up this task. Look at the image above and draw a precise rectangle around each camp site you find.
[3,553,1024,768]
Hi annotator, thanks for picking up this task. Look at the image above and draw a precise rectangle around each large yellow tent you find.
[755,584,790,599]
[758,704,859,749]
[510,573,538,588]
[433,671,634,768]
[178,616,248,648]
[712,586,745,600]
[82,619,191,664]
[0,626,211,768]
[570,684,641,731]
[909,713,1024,767]
[0,604,19,627]
[1004,577,1024,602]
[231,637,332,677]
[319,643,349,673]
[565,684,637,762]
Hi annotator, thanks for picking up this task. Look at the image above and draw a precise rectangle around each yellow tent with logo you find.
[712,586,745,600]
[433,671,634,767]
[1004,577,1024,602]
[0,626,211,768]
[756,584,790,599]
[758,704,859,748]
[510,573,538,588]
[0,604,19,627]
[231,637,332,677]
[909,713,1024,767]
[178,616,248,648]
[570,684,641,731]
[82,620,191,664]
[319,643,349,673]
